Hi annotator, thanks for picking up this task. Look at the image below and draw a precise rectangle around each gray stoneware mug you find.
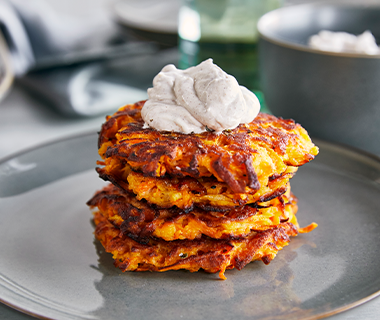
[258,2,380,156]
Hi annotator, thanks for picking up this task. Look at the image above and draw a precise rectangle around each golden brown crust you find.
[93,211,298,279]
[87,183,299,241]
[98,101,318,194]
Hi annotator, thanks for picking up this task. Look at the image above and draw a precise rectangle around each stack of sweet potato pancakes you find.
[87,101,318,279]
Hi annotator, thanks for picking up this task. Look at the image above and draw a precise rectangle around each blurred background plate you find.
[113,0,179,46]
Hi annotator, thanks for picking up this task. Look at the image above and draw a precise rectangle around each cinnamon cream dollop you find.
[141,59,260,134]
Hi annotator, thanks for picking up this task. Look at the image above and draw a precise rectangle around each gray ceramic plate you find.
[1,132,380,320]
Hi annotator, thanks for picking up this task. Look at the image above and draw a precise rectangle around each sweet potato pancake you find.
[98,102,318,194]
[96,164,297,210]
[87,183,298,242]
[93,211,298,280]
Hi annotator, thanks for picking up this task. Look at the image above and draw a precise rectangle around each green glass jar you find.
[178,0,282,94]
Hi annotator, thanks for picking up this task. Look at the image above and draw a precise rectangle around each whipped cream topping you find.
[141,59,260,134]
[309,30,380,55]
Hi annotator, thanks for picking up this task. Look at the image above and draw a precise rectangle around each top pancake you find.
[98,101,318,194]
